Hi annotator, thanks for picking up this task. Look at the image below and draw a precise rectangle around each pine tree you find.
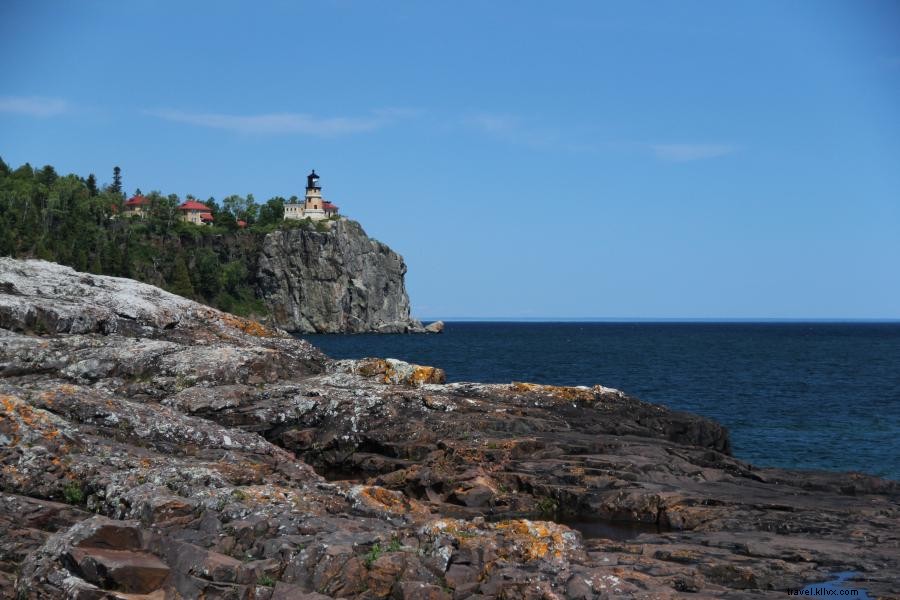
[169,255,195,298]
[36,165,58,186]
[86,174,99,196]
[111,166,122,194]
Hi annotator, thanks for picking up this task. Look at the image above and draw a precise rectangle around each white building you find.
[284,170,339,222]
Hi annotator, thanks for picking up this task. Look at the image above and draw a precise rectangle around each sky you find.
[2,1,899,320]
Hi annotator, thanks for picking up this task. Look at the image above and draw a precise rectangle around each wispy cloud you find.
[145,108,414,136]
[650,143,737,162]
[0,96,68,117]
[464,113,521,135]
[462,112,580,150]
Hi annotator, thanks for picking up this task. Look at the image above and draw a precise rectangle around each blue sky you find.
[2,1,899,319]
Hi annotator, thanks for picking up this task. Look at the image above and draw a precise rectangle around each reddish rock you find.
[67,546,170,593]
[2,259,898,599]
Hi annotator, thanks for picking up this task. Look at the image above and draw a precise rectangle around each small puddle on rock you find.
[556,517,664,541]
[800,572,872,599]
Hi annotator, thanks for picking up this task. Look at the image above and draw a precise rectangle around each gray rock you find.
[2,257,899,599]
[257,220,425,333]
[424,320,444,334]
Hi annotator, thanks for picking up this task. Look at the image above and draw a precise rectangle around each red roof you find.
[323,201,339,211]
[236,220,247,228]
[199,212,214,222]
[125,195,149,207]
[178,200,211,211]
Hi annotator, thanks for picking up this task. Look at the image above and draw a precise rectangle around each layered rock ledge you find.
[1,258,898,599]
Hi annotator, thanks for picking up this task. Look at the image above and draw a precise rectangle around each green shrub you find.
[363,543,382,568]
[62,482,84,504]
[536,495,558,516]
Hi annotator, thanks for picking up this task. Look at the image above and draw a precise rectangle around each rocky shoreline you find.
[1,258,897,599]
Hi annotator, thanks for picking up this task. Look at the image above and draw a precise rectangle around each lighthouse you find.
[304,170,324,213]
[283,169,340,222]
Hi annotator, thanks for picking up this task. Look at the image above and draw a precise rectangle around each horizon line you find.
[415,317,900,323]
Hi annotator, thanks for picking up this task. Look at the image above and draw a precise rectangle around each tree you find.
[258,197,285,226]
[86,174,99,196]
[36,165,58,186]
[193,248,222,300]
[12,163,34,180]
[169,255,195,298]
[216,208,238,231]
[111,166,122,194]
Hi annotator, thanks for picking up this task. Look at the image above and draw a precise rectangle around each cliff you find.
[1,258,897,599]
[257,220,426,333]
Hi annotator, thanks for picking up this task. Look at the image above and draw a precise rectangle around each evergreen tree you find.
[13,163,34,180]
[36,165,58,186]
[193,248,222,300]
[86,174,99,196]
[169,255,195,298]
[111,166,122,194]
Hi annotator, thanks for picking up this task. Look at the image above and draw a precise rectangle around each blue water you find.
[798,572,871,598]
[302,322,900,480]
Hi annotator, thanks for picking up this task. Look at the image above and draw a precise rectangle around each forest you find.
[0,158,324,316]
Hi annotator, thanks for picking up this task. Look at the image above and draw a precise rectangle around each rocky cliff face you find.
[1,258,898,599]
[257,220,424,333]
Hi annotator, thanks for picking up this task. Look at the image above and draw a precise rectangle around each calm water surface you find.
[302,322,900,480]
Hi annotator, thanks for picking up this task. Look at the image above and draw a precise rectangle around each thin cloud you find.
[462,112,572,150]
[650,143,737,162]
[145,108,408,136]
[464,113,521,135]
[0,96,68,117]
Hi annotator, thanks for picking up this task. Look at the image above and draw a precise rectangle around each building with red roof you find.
[123,194,150,218]
[177,200,214,225]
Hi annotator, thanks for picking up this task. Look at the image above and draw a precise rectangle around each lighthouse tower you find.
[303,170,325,216]
[282,169,340,222]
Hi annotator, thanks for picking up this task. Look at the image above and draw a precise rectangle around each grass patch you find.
[364,542,383,568]
[536,495,558,517]
[62,482,84,504]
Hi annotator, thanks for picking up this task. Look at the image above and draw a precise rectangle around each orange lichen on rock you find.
[350,485,431,519]
[354,358,446,387]
[356,358,391,378]
[510,382,596,403]
[219,313,279,338]
[1,394,71,450]
[421,518,579,567]
[409,366,447,385]
[493,519,569,561]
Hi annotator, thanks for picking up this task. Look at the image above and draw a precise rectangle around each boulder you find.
[424,320,445,334]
